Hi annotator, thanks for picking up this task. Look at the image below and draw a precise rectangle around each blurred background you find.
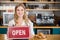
[0,0,60,40]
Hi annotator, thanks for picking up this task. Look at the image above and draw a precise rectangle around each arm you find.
[30,22,35,35]
[28,20,35,37]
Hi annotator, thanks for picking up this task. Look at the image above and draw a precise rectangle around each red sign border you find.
[7,26,30,39]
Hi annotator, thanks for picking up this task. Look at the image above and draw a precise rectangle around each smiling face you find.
[16,6,25,17]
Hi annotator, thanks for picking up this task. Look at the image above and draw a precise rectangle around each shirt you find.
[8,19,35,38]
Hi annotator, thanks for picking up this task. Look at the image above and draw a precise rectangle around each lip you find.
[18,13,23,16]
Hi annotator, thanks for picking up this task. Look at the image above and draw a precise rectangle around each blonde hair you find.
[14,3,29,26]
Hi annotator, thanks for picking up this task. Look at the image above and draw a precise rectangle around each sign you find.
[7,26,29,39]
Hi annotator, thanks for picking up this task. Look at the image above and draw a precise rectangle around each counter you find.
[0,34,60,40]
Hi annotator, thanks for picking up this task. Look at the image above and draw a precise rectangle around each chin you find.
[19,15,23,17]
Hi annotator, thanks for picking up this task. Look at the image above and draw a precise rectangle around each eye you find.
[21,9,24,11]
[17,9,20,11]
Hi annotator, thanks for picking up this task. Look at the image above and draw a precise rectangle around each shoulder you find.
[28,19,33,24]
[28,19,33,26]
[8,19,15,26]
[9,19,15,23]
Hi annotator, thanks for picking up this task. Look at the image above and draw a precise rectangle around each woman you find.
[8,3,35,40]
[8,3,46,40]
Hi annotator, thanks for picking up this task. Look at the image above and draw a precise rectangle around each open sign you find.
[7,26,29,39]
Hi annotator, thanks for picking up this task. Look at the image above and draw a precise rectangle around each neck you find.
[18,17,23,21]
